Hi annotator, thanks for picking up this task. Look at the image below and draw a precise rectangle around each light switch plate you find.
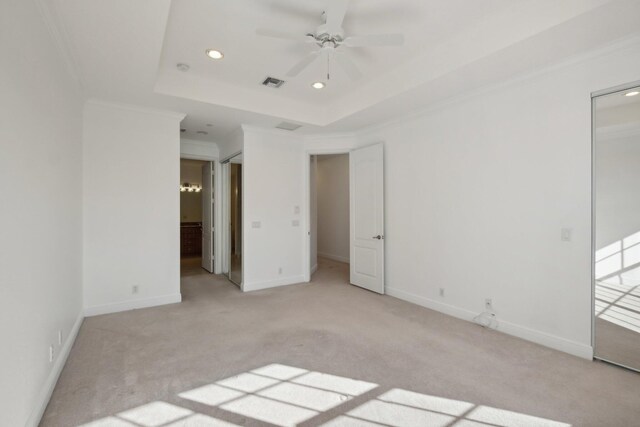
[292,220,300,227]
[252,221,261,229]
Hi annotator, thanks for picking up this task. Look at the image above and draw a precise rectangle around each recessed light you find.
[176,63,190,72]
[206,49,224,60]
[625,91,639,97]
[197,131,208,135]
[312,82,325,90]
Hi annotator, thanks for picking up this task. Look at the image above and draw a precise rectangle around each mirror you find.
[593,84,640,371]
[225,153,243,286]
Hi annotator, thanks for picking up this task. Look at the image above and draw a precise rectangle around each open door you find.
[350,143,384,294]
[201,162,214,272]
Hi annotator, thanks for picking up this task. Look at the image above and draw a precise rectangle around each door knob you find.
[373,235,383,240]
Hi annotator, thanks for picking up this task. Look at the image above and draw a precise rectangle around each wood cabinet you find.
[180,223,202,257]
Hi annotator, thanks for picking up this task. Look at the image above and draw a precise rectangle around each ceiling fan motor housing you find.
[314,31,344,48]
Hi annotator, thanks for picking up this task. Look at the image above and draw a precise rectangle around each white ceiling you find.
[48,0,640,145]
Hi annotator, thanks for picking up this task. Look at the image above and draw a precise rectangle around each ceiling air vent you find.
[275,122,302,131]
[262,77,286,88]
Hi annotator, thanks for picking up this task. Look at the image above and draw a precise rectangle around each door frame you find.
[591,79,640,370]
[179,154,222,274]
[303,149,352,283]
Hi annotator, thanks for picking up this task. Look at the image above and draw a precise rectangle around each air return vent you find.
[262,77,285,88]
[275,122,302,131]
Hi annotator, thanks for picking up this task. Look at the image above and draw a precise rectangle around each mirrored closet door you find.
[593,82,640,371]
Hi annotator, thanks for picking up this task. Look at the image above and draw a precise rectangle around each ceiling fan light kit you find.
[256,0,404,88]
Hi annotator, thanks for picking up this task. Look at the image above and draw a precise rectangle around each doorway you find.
[222,153,243,287]
[310,154,351,283]
[179,159,214,275]
[592,81,640,371]
[307,144,385,294]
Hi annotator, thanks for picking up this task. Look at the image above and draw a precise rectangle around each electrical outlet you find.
[485,298,493,311]
[132,285,139,294]
[58,330,62,346]
[49,345,54,363]
[439,288,445,297]
[278,267,282,275]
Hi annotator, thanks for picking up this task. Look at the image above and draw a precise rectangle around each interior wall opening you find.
[180,158,215,278]
[310,153,350,284]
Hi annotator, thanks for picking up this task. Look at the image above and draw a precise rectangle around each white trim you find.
[386,287,593,360]
[26,312,84,427]
[311,263,318,275]
[318,252,350,264]
[85,99,186,121]
[243,275,306,292]
[84,293,182,317]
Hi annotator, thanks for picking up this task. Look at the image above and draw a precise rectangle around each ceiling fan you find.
[256,0,404,83]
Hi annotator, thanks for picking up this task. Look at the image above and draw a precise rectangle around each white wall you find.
[351,40,640,358]
[316,154,350,263]
[0,0,83,425]
[595,125,640,250]
[219,127,244,160]
[242,128,305,291]
[83,101,184,316]
[180,138,219,161]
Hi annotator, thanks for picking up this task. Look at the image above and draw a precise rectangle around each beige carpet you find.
[41,258,640,426]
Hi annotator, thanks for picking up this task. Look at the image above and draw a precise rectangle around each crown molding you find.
[85,99,186,121]
[356,34,640,138]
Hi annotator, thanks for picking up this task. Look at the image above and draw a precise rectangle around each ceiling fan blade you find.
[256,28,312,43]
[333,52,362,80]
[325,0,349,33]
[287,51,321,77]
[343,33,405,47]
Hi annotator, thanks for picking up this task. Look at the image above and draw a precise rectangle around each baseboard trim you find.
[244,275,306,292]
[84,293,182,317]
[26,311,84,427]
[311,263,319,275]
[318,252,350,264]
[386,287,593,360]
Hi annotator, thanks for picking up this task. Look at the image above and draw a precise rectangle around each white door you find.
[350,143,384,293]
[201,162,214,272]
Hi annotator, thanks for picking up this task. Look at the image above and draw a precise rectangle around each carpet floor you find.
[41,257,640,427]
